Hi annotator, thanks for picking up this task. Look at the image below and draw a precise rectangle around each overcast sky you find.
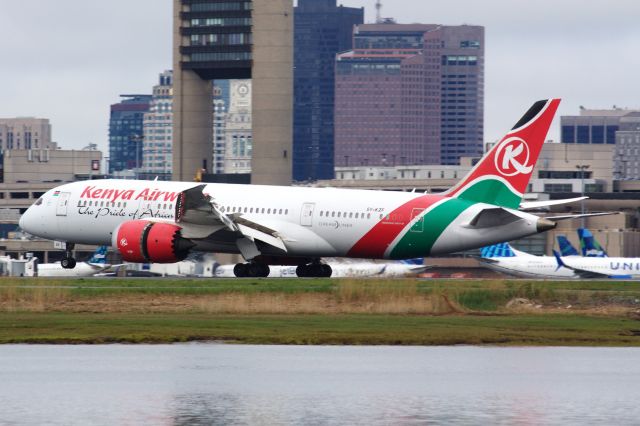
[1,0,639,153]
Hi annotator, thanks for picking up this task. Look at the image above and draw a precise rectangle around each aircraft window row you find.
[78,200,129,208]
[319,211,374,220]
[220,206,289,216]
[77,200,174,210]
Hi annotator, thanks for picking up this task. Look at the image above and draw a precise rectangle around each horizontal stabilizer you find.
[544,212,619,222]
[519,196,587,211]
[466,207,522,228]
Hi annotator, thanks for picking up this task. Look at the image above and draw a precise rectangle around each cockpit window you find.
[34,198,43,206]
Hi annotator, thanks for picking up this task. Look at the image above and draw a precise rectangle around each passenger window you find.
[285,209,289,215]
[279,209,283,215]
[320,211,323,217]
[367,213,371,219]
[267,208,271,214]
[349,212,353,218]
[250,208,254,213]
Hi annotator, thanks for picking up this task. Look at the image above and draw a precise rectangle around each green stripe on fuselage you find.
[456,179,521,209]
[389,198,474,259]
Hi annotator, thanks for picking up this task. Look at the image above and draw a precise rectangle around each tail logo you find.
[494,137,533,177]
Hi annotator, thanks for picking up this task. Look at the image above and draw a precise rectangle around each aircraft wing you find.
[174,184,290,256]
[519,196,587,211]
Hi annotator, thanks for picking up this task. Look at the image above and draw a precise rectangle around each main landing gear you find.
[233,262,270,278]
[60,242,77,269]
[296,262,332,278]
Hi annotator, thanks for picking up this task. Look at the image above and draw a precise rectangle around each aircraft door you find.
[55,192,71,216]
[300,203,315,227]
[410,208,425,233]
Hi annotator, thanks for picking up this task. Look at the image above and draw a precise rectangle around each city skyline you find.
[0,0,639,156]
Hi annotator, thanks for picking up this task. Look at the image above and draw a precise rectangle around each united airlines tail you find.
[578,228,608,257]
[557,235,579,257]
[446,99,561,209]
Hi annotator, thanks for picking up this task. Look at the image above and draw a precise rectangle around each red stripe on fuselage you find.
[347,194,445,258]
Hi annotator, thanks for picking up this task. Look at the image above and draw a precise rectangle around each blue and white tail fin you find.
[88,246,109,265]
[577,228,608,257]
[398,258,424,266]
[557,235,579,257]
[481,243,517,258]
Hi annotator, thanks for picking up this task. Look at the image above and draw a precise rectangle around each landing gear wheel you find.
[321,264,332,278]
[233,263,270,278]
[61,258,76,269]
[62,242,76,269]
[296,262,332,278]
[233,263,248,277]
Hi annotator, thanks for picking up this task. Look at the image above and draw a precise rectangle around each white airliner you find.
[214,259,429,278]
[18,99,605,277]
[480,239,636,279]
[26,246,113,277]
[478,243,576,279]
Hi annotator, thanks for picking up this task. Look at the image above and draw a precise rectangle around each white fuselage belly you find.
[36,263,106,277]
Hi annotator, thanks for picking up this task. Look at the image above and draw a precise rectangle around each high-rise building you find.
[108,95,151,174]
[0,118,54,151]
[223,80,253,174]
[142,71,173,180]
[172,0,293,185]
[293,0,363,181]
[213,80,231,174]
[335,23,484,168]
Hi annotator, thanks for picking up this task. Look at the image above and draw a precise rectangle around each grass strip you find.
[0,313,639,346]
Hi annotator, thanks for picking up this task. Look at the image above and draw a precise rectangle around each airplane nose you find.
[19,207,31,231]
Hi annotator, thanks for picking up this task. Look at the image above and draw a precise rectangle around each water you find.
[0,345,639,425]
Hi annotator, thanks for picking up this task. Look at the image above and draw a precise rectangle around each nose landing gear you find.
[61,242,77,269]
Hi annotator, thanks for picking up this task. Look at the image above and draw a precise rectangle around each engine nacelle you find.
[112,220,194,263]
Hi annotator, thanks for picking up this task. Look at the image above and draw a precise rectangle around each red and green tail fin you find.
[446,99,561,209]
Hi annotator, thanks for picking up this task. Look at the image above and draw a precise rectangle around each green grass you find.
[1,277,640,345]
[0,312,638,346]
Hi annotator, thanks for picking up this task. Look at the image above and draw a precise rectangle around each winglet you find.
[552,250,565,271]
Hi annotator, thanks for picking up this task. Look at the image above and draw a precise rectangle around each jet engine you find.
[112,220,194,263]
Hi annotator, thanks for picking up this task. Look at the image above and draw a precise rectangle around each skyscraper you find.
[109,95,151,174]
[172,0,293,185]
[293,0,363,181]
[142,71,173,180]
[335,23,484,168]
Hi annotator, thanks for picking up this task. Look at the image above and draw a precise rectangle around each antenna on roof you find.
[375,0,382,23]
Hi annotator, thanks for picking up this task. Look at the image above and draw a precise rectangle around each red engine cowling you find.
[112,220,194,263]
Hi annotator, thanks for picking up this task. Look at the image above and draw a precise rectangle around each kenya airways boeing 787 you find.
[18,99,603,277]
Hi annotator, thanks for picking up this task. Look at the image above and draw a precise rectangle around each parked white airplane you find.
[480,236,635,279]
[28,246,113,277]
[478,243,575,279]
[214,259,429,278]
[18,99,604,277]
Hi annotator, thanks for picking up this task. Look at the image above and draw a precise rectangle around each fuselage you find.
[481,255,640,279]
[20,179,545,261]
[35,262,110,277]
[214,262,428,278]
